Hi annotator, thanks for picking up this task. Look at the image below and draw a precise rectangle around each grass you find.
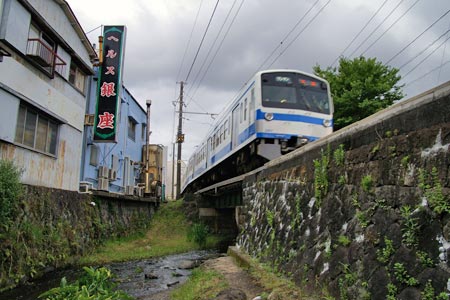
[79,200,220,265]
[171,268,228,300]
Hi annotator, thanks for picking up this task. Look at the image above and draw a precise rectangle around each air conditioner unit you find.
[108,169,117,181]
[98,166,109,178]
[84,114,95,126]
[135,186,144,197]
[98,178,109,191]
[79,182,93,194]
[125,185,134,195]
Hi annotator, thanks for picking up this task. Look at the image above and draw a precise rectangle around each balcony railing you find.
[26,38,66,76]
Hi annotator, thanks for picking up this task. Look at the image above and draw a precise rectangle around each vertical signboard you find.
[93,25,126,142]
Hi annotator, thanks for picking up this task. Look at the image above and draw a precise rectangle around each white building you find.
[0,0,96,191]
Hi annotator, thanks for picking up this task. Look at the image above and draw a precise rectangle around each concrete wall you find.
[237,81,450,299]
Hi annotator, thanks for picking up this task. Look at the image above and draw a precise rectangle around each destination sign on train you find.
[275,76,292,83]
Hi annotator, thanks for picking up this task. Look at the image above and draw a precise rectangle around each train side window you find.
[224,120,228,137]
[244,98,247,121]
[220,125,224,143]
[250,89,255,122]
[240,103,243,123]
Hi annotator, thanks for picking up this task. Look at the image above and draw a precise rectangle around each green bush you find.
[38,266,133,300]
[187,223,209,248]
[0,160,23,225]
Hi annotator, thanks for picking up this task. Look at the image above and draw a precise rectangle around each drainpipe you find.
[144,100,152,194]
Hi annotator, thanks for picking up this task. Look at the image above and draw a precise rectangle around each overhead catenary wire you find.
[386,8,450,64]
[253,0,322,73]
[331,0,389,66]
[404,58,450,86]
[176,0,204,83]
[437,19,450,82]
[360,0,421,56]
[187,0,245,104]
[398,28,450,70]
[186,0,240,100]
[348,0,407,58]
[184,0,220,83]
[402,34,450,78]
[267,0,333,68]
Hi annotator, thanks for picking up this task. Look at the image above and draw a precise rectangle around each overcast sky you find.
[66,0,450,162]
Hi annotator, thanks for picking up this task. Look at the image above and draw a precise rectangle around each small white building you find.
[0,0,96,191]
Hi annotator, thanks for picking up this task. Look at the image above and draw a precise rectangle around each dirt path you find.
[143,254,265,300]
[203,256,266,299]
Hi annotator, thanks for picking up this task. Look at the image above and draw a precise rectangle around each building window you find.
[68,62,86,93]
[128,118,136,141]
[142,124,146,141]
[90,145,99,166]
[14,104,58,155]
[26,24,66,77]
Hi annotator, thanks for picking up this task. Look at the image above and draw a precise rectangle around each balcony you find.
[26,38,66,76]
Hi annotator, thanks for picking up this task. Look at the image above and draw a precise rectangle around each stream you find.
[0,250,219,300]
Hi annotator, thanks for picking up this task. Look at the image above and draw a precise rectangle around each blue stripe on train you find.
[256,109,331,126]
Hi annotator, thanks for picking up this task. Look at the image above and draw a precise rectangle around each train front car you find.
[255,70,333,160]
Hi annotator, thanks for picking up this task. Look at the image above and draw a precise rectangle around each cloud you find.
[67,0,450,160]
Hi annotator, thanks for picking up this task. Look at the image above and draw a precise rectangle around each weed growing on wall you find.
[376,237,395,264]
[400,205,419,248]
[419,167,450,214]
[361,175,374,194]
[333,144,345,167]
[393,262,419,286]
[314,147,330,207]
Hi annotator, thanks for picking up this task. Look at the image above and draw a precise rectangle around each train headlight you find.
[323,119,332,127]
[264,112,274,121]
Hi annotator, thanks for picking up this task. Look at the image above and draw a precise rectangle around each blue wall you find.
[80,71,147,193]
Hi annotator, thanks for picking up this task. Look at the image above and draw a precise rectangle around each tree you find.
[313,56,404,130]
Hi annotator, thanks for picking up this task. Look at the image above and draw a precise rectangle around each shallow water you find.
[0,250,218,300]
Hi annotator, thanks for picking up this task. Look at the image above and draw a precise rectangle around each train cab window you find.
[261,72,330,114]
[250,89,255,122]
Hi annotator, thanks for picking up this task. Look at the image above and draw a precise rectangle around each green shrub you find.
[187,223,209,248]
[38,266,133,300]
[0,160,23,225]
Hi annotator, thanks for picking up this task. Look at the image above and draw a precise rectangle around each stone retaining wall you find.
[237,82,450,299]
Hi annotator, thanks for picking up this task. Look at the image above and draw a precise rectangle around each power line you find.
[254,0,322,73]
[267,0,333,68]
[398,28,450,70]
[188,0,245,103]
[438,18,450,82]
[386,8,450,64]
[402,34,450,78]
[361,0,421,56]
[176,0,204,82]
[331,0,389,66]
[187,0,239,98]
[185,0,220,83]
[348,0,407,58]
[404,58,450,86]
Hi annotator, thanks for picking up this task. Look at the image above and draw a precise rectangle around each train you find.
[181,69,334,194]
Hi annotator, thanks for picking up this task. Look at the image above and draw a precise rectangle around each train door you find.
[232,105,239,149]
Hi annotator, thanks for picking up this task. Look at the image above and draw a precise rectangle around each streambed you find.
[0,250,219,300]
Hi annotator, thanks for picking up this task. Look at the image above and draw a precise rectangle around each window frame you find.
[14,103,59,156]
[128,118,137,141]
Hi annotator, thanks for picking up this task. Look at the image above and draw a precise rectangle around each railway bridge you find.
[194,81,450,299]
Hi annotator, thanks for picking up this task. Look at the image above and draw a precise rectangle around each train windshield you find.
[261,72,330,114]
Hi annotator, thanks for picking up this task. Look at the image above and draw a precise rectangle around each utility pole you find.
[176,81,185,199]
